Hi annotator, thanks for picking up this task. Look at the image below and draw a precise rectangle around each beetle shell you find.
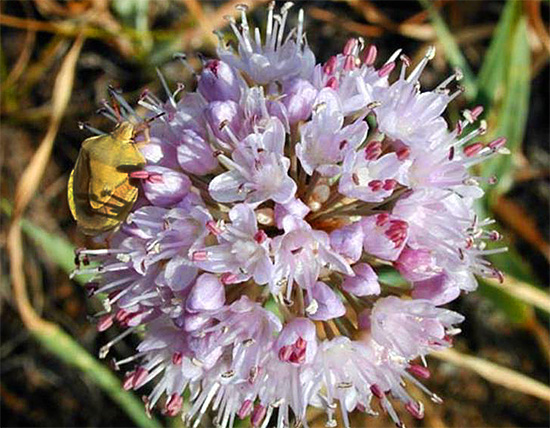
[67,121,146,235]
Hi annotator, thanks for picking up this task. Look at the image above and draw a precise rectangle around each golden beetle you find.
[67,121,146,235]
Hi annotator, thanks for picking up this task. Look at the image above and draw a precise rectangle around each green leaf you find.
[377,267,408,289]
[112,0,152,55]
[478,278,533,325]
[419,0,477,100]
[33,325,163,428]
[476,0,523,107]
[1,198,91,284]
[481,14,530,197]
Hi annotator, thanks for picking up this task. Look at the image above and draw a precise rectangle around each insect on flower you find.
[68,86,168,235]
[67,120,147,235]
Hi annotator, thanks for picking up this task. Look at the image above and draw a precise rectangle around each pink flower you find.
[369,296,464,359]
[72,6,506,427]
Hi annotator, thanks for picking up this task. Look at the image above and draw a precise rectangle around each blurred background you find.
[1,0,549,427]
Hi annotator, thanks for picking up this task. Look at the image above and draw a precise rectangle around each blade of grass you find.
[34,326,162,428]
[476,0,523,107]
[112,0,152,55]
[483,276,550,315]
[478,279,534,325]
[418,0,477,99]
[432,348,550,402]
[472,1,537,310]
[481,15,530,197]
[1,198,92,284]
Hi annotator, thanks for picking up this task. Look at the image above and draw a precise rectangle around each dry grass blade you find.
[9,32,84,325]
[346,0,435,40]
[346,0,395,28]
[308,7,382,37]
[0,13,86,36]
[485,276,550,315]
[177,0,270,51]
[13,35,84,217]
[3,1,36,88]
[493,195,550,263]
[525,0,550,54]
[432,348,550,402]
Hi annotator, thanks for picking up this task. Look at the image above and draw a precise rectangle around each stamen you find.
[343,38,357,56]
[107,86,142,121]
[362,44,377,66]
[156,68,176,108]
[99,326,137,359]
[325,76,339,90]
[378,62,395,78]
[78,122,106,135]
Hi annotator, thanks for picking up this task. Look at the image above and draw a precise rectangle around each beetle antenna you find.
[107,85,142,122]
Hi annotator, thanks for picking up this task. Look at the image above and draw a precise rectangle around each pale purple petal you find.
[306,281,346,321]
[141,166,191,207]
[342,263,380,296]
[186,273,225,313]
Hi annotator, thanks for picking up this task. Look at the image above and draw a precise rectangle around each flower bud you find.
[177,129,218,175]
[394,246,440,282]
[141,165,191,207]
[342,263,380,296]
[198,60,241,102]
[306,281,346,321]
[330,222,364,263]
[204,100,244,143]
[282,78,318,124]
[186,273,225,313]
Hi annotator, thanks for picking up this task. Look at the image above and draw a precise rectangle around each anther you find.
[343,55,356,71]
[97,314,114,332]
[206,220,223,236]
[172,352,183,365]
[165,394,183,417]
[405,401,424,419]
[368,180,383,191]
[191,250,208,261]
[463,142,484,157]
[378,62,396,78]
[448,146,455,161]
[488,137,507,151]
[343,38,357,56]
[238,400,254,419]
[325,76,339,90]
[362,44,378,66]
[221,272,239,285]
[133,366,149,389]
[408,364,431,379]
[396,146,410,161]
[323,56,337,75]
[254,230,268,244]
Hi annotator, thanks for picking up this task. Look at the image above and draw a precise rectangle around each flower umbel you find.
[73,3,508,427]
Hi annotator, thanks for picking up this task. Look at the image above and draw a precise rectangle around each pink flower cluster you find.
[74,3,507,427]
